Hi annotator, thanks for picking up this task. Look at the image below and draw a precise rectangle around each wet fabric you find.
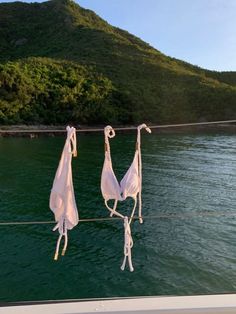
[101,124,151,221]
[101,124,151,271]
[49,126,78,260]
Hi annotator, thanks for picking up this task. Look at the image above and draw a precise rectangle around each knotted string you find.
[137,124,152,224]
[53,218,68,260]
[66,126,77,157]
[105,200,124,219]
[128,197,137,225]
[121,216,134,272]
[104,125,115,157]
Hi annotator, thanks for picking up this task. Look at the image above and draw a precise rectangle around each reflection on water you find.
[0,132,236,302]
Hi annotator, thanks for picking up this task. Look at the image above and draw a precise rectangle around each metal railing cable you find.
[1,119,236,226]
[1,119,236,133]
[0,211,235,226]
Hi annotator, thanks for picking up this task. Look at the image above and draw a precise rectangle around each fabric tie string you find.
[53,218,68,260]
[104,125,115,156]
[66,126,77,157]
[105,199,124,219]
[121,216,134,272]
[137,124,152,224]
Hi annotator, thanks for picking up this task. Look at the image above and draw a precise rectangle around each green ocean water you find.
[0,132,236,303]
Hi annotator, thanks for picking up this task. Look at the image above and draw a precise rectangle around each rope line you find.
[1,119,236,133]
[1,120,236,225]
[0,211,235,226]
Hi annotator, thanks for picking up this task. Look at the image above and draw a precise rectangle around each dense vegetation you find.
[0,0,236,125]
[0,58,134,124]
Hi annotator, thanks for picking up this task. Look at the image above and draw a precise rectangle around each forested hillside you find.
[0,0,236,125]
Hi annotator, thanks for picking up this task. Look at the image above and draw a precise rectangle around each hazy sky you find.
[2,0,236,71]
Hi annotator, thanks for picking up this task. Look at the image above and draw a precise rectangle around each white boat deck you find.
[0,294,236,314]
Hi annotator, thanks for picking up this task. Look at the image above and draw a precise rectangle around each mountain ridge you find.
[0,0,236,125]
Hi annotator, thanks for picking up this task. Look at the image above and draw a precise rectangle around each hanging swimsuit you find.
[49,126,79,260]
[101,124,151,271]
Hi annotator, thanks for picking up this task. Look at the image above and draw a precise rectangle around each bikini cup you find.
[120,150,139,200]
[50,126,78,260]
[101,124,151,222]
[101,126,123,218]
[101,126,122,202]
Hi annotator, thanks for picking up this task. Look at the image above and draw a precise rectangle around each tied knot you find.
[121,216,134,272]
[104,126,115,139]
[66,126,77,157]
[53,218,68,261]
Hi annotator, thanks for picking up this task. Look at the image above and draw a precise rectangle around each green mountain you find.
[0,0,236,125]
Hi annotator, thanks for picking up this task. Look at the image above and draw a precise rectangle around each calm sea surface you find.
[0,132,236,302]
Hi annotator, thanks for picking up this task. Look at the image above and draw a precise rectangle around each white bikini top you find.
[49,126,78,260]
[101,124,151,223]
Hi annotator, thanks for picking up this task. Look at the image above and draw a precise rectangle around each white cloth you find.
[101,124,151,221]
[101,126,123,218]
[49,126,78,260]
[120,151,139,200]
[123,124,151,223]
[101,126,122,202]
[121,216,134,272]
[100,124,151,271]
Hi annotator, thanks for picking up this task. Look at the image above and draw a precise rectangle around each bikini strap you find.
[66,126,77,157]
[137,124,152,223]
[104,125,115,156]
[105,199,124,219]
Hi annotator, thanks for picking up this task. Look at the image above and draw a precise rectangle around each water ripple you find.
[0,133,236,301]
